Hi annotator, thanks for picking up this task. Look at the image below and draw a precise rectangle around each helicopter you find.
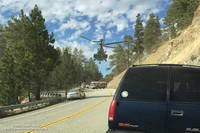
[81,34,130,62]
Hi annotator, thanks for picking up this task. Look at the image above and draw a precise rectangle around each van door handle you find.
[171,110,184,117]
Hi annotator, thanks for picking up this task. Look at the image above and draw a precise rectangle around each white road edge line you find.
[0,100,80,123]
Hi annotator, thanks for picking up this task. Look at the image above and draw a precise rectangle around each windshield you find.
[0,0,200,133]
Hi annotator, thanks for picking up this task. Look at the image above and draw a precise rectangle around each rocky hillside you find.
[107,6,200,89]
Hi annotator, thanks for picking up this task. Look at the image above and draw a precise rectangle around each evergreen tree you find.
[165,0,200,38]
[109,46,127,74]
[144,13,161,52]
[0,48,19,105]
[0,26,6,58]
[134,14,144,46]
[47,48,102,92]
[134,14,145,62]
[0,5,103,104]
[72,48,85,85]
[47,48,75,92]
[83,58,102,82]
[0,11,33,105]
[123,35,133,67]
[0,5,59,103]
[155,16,162,37]
[28,5,59,100]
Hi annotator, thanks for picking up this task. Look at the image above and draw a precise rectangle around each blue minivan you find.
[107,64,200,133]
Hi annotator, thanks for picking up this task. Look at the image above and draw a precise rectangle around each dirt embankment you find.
[107,70,126,89]
[107,6,200,89]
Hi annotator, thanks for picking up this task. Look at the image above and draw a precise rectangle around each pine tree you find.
[72,48,85,85]
[134,14,145,62]
[109,46,127,74]
[155,16,162,37]
[47,48,76,92]
[28,5,59,100]
[165,0,200,38]
[83,58,102,82]
[123,35,133,67]
[47,48,102,92]
[0,26,6,58]
[134,14,144,46]
[0,10,33,105]
[144,13,161,52]
[0,5,59,103]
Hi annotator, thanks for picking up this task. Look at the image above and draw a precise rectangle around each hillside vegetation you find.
[107,5,200,89]
[142,6,200,65]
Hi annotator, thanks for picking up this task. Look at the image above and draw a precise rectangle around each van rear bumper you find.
[106,129,144,133]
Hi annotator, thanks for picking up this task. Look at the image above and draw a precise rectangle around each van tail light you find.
[108,100,117,121]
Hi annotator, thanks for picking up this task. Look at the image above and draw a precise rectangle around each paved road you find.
[0,89,114,133]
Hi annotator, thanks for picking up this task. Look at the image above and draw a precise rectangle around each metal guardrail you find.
[0,97,67,117]
[0,89,107,117]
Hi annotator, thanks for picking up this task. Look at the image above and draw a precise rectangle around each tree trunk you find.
[35,87,40,100]
[35,80,41,100]
[28,88,31,102]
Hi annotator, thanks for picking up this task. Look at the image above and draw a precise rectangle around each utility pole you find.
[127,41,130,67]
[123,35,133,68]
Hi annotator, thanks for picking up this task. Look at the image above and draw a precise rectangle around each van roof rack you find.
[132,64,200,68]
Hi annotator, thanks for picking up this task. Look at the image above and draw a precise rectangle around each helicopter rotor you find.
[80,36,101,43]
[80,35,135,62]
[102,45,115,48]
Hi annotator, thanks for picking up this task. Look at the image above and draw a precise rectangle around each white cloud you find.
[54,18,91,39]
[55,19,90,32]
[54,40,96,58]
[115,18,129,32]
[0,0,172,75]
[1,0,170,28]
[106,31,112,39]
[0,0,171,59]
[69,25,91,40]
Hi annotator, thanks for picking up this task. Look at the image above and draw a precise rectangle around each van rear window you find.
[170,68,200,103]
[119,67,168,102]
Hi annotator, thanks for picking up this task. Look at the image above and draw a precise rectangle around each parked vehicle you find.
[89,83,97,89]
[89,81,107,89]
[85,84,90,88]
[67,88,86,100]
[107,64,200,133]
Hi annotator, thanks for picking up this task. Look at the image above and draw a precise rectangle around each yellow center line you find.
[23,92,112,133]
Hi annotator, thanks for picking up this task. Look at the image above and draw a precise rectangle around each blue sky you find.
[0,0,171,76]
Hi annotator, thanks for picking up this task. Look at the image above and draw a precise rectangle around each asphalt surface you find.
[0,89,114,133]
